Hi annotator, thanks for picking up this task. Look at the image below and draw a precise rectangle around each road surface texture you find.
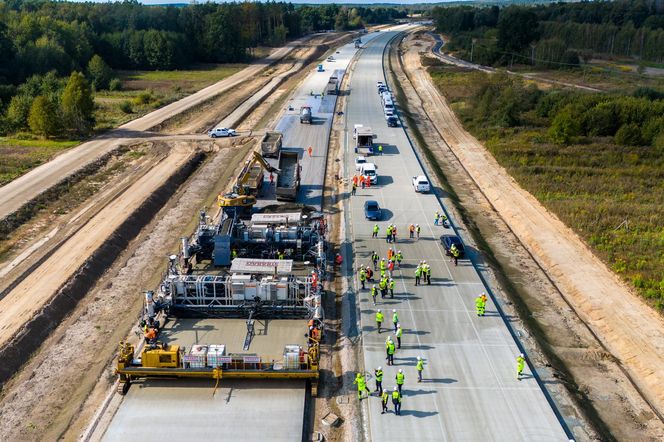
[344,30,570,440]
[103,379,305,441]
[98,34,385,442]
[405,31,664,423]
[0,40,303,221]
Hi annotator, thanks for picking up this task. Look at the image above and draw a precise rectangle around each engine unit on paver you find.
[213,211,325,266]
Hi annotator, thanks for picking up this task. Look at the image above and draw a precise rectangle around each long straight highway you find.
[344,29,571,440]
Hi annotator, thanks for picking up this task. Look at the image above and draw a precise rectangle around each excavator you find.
[218,151,279,213]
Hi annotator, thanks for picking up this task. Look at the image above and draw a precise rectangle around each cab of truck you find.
[360,163,378,185]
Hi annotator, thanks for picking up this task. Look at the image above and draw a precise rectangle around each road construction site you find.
[0,21,662,442]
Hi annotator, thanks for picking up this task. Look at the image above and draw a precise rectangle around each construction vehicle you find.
[300,106,312,124]
[354,39,361,49]
[354,126,375,155]
[276,150,301,201]
[217,151,279,213]
[261,131,283,158]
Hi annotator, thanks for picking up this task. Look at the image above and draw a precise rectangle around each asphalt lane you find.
[344,29,569,441]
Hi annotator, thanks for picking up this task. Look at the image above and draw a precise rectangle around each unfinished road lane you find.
[344,30,569,441]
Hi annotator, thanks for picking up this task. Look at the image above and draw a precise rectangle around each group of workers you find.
[414,261,432,286]
[351,174,373,195]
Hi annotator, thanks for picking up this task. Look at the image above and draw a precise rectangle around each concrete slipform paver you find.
[99,32,385,441]
[344,29,570,441]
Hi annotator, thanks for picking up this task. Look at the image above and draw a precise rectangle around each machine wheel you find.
[117,379,130,395]
[211,134,217,138]
[311,381,318,398]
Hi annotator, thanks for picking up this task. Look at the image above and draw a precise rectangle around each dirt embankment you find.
[392,31,664,441]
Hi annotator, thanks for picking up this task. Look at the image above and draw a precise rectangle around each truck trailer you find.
[276,150,301,201]
[261,131,283,158]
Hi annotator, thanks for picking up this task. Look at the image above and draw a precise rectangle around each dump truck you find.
[355,126,375,155]
[300,106,312,124]
[276,150,301,201]
[325,77,339,95]
[261,131,282,158]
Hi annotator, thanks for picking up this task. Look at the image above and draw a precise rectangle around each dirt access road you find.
[396,30,664,438]
[0,40,305,222]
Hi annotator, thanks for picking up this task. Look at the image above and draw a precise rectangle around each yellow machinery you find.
[218,151,279,210]
[116,340,320,396]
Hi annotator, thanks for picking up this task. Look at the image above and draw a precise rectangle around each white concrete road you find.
[344,29,571,441]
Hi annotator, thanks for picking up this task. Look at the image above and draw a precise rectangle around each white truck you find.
[412,175,430,193]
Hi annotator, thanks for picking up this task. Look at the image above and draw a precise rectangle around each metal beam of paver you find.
[344,28,570,441]
[102,379,306,441]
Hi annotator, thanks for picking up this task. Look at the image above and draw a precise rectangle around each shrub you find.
[109,78,122,91]
[87,55,113,90]
[133,91,154,105]
[119,100,133,114]
[28,95,59,137]
[614,123,643,146]
[549,105,581,144]
[560,50,580,69]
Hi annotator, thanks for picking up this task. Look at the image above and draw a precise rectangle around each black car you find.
[441,235,465,258]
[386,116,398,127]
[364,200,382,220]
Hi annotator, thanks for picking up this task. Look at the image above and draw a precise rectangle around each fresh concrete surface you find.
[160,318,308,361]
[102,379,305,442]
[344,29,570,441]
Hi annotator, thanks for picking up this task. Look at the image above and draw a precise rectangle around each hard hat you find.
[393,309,396,312]
[377,309,381,312]
[416,223,419,226]
[373,284,376,288]
[417,356,421,360]
[311,270,315,274]
[381,258,385,261]
[378,366,382,370]
[398,369,403,373]
[520,353,524,357]
[398,250,401,253]
[394,386,398,391]
[423,260,427,263]
[397,323,401,328]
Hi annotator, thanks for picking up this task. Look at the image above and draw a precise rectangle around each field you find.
[94,63,246,130]
[428,62,664,310]
[0,137,79,186]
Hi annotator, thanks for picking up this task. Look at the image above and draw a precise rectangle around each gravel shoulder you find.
[394,30,664,440]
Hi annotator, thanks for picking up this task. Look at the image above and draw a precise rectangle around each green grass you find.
[429,64,664,310]
[93,63,246,131]
[0,137,79,185]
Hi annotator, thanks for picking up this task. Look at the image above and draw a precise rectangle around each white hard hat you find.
[417,356,421,360]
[416,223,419,226]
[378,309,381,312]
[392,309,396,312]
[398,250,401,253]
[398,369,403,373]
[520,353,524,357]
[373,284,376,287]
[393,386,398,391]
[397,323,401,328]
[378,366,382,370]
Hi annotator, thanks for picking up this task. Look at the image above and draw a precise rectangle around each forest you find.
[432,0,664,68]
[0,0,405,137]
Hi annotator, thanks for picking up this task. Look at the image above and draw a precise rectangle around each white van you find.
[360,163,378,185]
[381,91,393,105]
[383,99,395,116]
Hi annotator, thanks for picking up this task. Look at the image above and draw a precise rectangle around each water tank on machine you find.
[230,274,251,301]
[276,277,289,300]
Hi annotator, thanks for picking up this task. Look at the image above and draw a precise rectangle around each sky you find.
[74,1,467,4]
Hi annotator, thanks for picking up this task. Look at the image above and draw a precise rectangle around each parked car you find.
[412,175,430,192]
[327,56,335,61]
[364,200,382,220]
[386,115,398,127]
[360,163,378,185]
[441,235,465,258]
[208,127,237,138]
[355,155,368,171]
[376,81,384,89]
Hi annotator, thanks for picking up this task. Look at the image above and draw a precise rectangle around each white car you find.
[208,127,237,138]
[355,155,367,171]
[376,81,384,89]
[361,163,378,185]
[412,175,430,193]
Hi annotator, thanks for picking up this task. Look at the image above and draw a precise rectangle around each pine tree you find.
[28,95,59,137]
[87,55,113,90]
[61,72,94,134]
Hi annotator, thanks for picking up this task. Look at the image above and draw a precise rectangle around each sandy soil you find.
[395,31,664,440]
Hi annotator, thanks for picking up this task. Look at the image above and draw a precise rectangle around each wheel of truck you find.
[117,379,130,395]
[211,134,217,138]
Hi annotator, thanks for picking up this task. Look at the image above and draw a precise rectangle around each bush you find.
[119,100,133,114]
[87,55,113,90]
[633,87,664,101]
[28,95,59,137]
[614,123,644,146]
[109,78,122,91]
[133,91,154,105]
[560,50,580,69]
[584,102,620,136]
[549,105,581,144]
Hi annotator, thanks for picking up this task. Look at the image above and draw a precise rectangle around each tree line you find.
[432,0,664,67]
[0,1,405,137]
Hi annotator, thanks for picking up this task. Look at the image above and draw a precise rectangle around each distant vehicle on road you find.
[317,64,324,72]
[412,175,430,192]
[360,163,378,185]
[364,200,382,220]
[327,56,335,61]
[441,235,465,258]
[300,106,312,124]
[386,115,398,127]
[355,155,367,171]
[208,127,236,138]
[376,81,384,89]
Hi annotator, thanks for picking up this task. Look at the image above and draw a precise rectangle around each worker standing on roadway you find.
[381,389,389,414]
[379,277,388,298]
[375,367,384,394]
[308,146,313,157]
[409,223,415,238]
[517,353,526,380]
[425,261,431,284]
[386,225,393,243]
[392,387,402,415]
[380,258,387,274]
[392,310,399,333]
[396,369,405,394]
[366,266,373,282]
[396,323,402,348]
[392,225,397,242]
[387,259,394,278]
[415,264,422,286]
[359,267,366,289]
[387,247,394,260]
[378,144,383,155]
[376,309,384,333]
[351,181,357,196]
[434,211,440,225]
[450,244,460,266]
[389,278,395,298]
[416,356,424,382]
[396,250,403,268]
[372,251,379,269]
[372,224,379,238]
[475,295,486,316]
[386,337,395,365]
[416,224,421,239]
[371,285,378,305]
[354,372,371,400]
